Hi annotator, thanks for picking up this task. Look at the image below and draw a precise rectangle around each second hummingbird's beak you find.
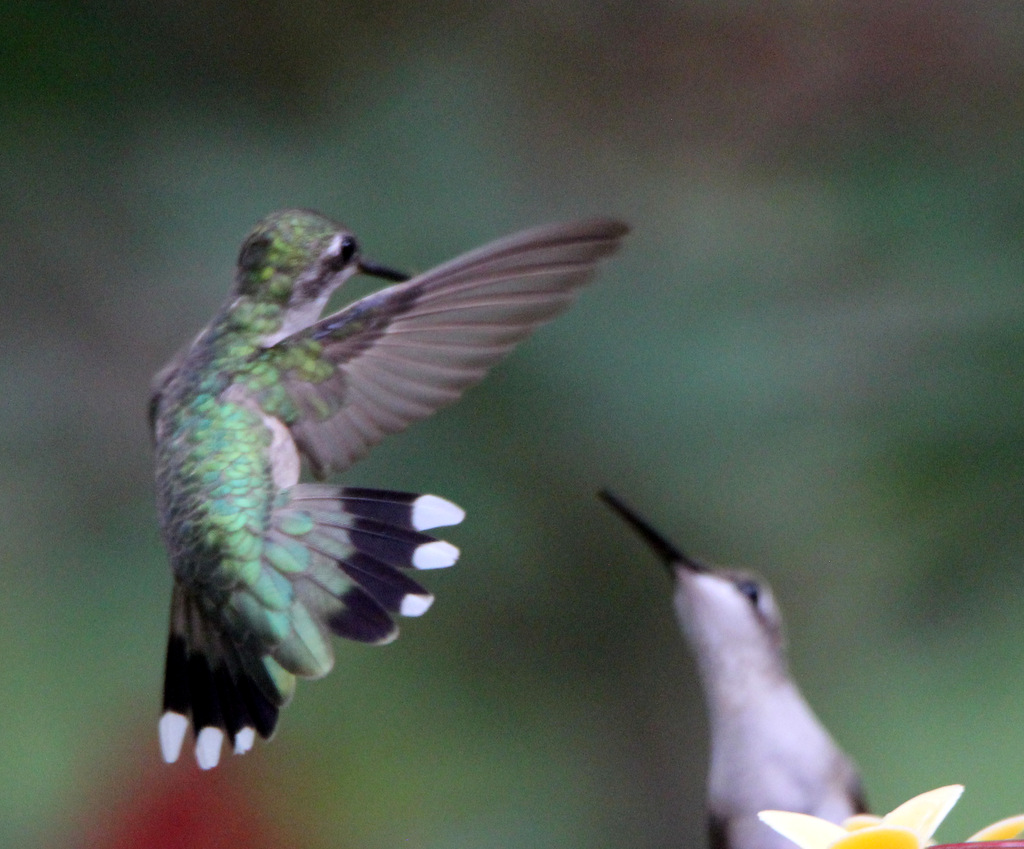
[358,259,411,283]
[599,489,708,577]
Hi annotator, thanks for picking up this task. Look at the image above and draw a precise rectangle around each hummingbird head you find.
[233,209,408,345]
[597,491,789,688]
[674,568,785,663]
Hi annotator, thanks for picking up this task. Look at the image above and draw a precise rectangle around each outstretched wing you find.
[260,218,628,477]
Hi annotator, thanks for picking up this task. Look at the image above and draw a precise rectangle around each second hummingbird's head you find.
[674,567,789,689]
[232,209,409,346]
[598,491,790,685]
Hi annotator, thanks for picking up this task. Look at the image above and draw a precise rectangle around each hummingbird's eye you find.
[340,235,357,264]
[325,235,358,272]
[736,579,760,606]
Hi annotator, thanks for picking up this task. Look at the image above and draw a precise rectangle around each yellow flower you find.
[758,786,1024,849]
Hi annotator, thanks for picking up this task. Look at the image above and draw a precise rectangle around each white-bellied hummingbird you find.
[599,491,866,849]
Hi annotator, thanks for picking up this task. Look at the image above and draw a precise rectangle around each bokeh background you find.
[3,3,1024,847]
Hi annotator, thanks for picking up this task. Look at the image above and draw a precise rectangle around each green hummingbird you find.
[151,209,628,768]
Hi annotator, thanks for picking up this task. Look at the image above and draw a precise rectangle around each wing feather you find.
[266,218,627,476]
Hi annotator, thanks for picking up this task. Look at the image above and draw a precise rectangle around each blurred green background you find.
[3,3,1024,847]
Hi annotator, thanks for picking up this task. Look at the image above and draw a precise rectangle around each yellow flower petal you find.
[883,785,964,841]
[965,813,1024,841]
[759,811,849,849]
[844,815,884,832]
[831,825,922,849]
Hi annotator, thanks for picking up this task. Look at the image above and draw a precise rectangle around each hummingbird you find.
[599,491,866,849]
[150,210,628,769]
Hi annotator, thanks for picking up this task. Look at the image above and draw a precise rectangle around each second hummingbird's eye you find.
[736,579,761,606]
[325,235,358,272]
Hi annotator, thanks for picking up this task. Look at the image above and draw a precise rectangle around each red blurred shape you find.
[91,767,284,849]
[933,844,1024,849]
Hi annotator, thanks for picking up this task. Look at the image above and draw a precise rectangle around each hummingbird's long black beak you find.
[358,259,411,282]
[599,489,707,577]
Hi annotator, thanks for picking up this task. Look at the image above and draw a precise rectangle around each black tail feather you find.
[323,585,399,644]
[337,551,432,614]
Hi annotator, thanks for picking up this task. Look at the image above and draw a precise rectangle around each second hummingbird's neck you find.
[696,650,792,715]
[684,613,791,698]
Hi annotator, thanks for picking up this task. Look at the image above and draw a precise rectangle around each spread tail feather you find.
[159,486,463,768]
[160,584,292,769]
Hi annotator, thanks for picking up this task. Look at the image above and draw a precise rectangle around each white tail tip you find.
[400,593,435,617]
[412,495,465,530]
[413,540,460,569]
[233,726,256,755]
[159,711,188,763]
[195,726,224,770]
